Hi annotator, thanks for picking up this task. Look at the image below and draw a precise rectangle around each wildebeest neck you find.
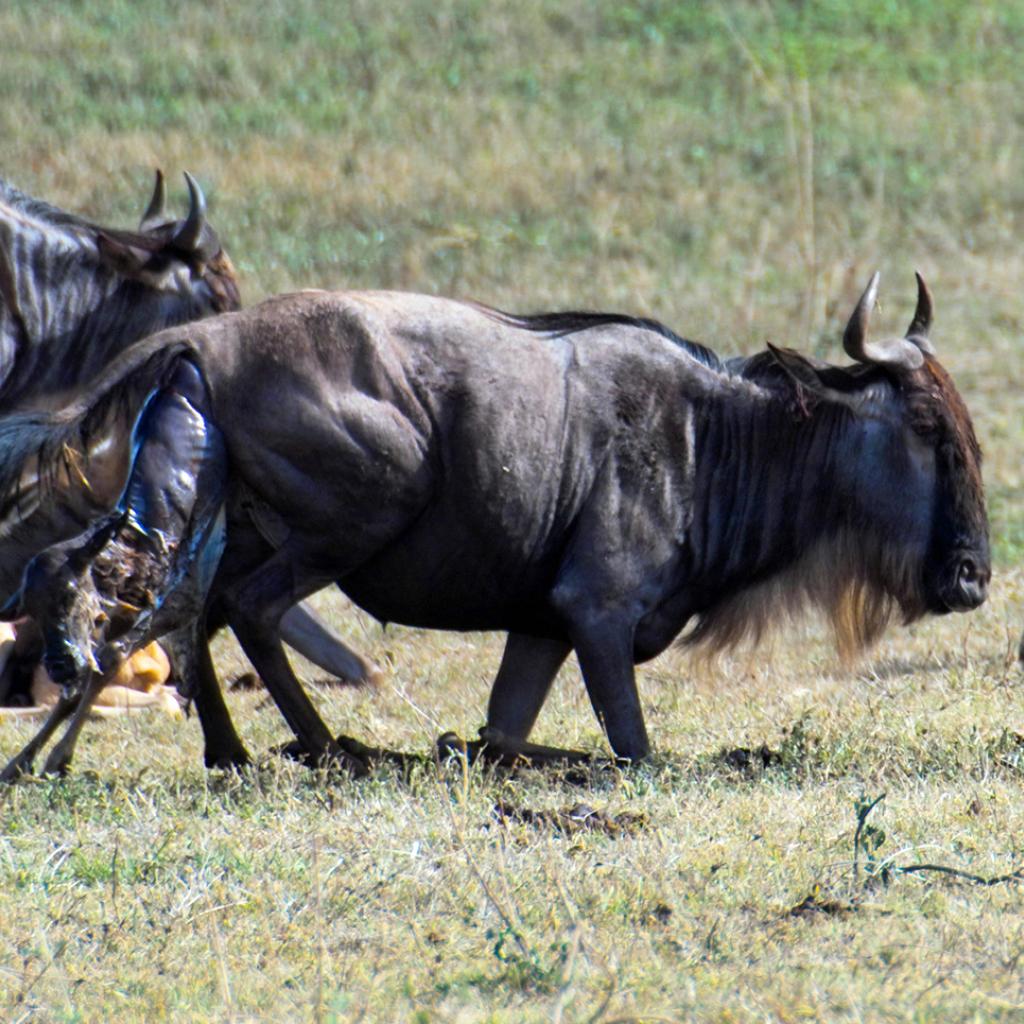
[681,382,927,656]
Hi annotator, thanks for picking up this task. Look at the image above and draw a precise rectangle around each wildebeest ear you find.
[766,344,834,397]
[96,231,154,278]
[96,231,190,290]
[69,517,119,572]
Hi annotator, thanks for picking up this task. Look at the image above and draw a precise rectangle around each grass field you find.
[3,2,1024,1021]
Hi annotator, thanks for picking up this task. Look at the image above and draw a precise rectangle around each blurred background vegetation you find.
[3,3,1020,320]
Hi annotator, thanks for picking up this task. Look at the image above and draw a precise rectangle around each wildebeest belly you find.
[337,502,568,635]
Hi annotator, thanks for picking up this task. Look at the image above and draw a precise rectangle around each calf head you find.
[0,516,160,692]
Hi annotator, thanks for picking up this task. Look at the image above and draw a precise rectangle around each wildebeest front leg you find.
[438,633,590,766]
[0,693,77,782]
[221,550,365,775]
[568,616,650,763]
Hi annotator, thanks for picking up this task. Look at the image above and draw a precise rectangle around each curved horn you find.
[905,271,935,355]
[842,272,924,372]
[171,172,207,253]
[138,168,167,232]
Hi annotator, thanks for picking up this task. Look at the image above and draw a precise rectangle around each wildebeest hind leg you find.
[0,693,78,782]
[168,620,251,769]
[221,549,365,776]
[438,633,592,766]
[279,603,384,686]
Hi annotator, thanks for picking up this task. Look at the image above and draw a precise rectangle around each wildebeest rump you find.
[0,274,990,769]
[0,173,380,705]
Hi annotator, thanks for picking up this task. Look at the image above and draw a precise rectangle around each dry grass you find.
[3,1,1024,1020]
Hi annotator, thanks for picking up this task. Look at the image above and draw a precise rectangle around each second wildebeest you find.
[0,273,990,773]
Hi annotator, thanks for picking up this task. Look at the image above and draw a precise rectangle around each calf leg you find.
[0,694,77,782]
[39,670,110,776]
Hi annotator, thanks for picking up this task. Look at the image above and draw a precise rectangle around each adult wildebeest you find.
[0,172,381,705]
[0,273,990,776]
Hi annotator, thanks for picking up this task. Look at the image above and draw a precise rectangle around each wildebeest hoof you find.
[436,729,593,768]
[322,746,369,778]
[204,746,252,771]
[436,731,481,762]
[275,738,369,778]
[0,753,36,784]
[40,751,72,777]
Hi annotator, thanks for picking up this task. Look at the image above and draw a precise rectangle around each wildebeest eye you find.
[913,422,939,440]
[907,401,941,440]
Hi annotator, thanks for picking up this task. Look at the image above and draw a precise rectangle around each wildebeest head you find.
[94,170,240,317]
[0,171,240,405]
[766,273,989,625]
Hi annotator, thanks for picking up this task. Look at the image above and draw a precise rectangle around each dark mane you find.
[473,304,724,371]
[672,380,932,661]
[0,178,93,234]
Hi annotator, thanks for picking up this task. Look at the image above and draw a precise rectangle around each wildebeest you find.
[0,172,381,701]
[0,273,990,776]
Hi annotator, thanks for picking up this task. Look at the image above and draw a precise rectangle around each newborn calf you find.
[0,359,227,777]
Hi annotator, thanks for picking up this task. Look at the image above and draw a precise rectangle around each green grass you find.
[3,1,1024,1020]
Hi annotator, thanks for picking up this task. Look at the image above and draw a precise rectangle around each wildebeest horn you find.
[905,271,936,355]
[842,272,924,372]
[171,172,207,253]
[139,169,167,232]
